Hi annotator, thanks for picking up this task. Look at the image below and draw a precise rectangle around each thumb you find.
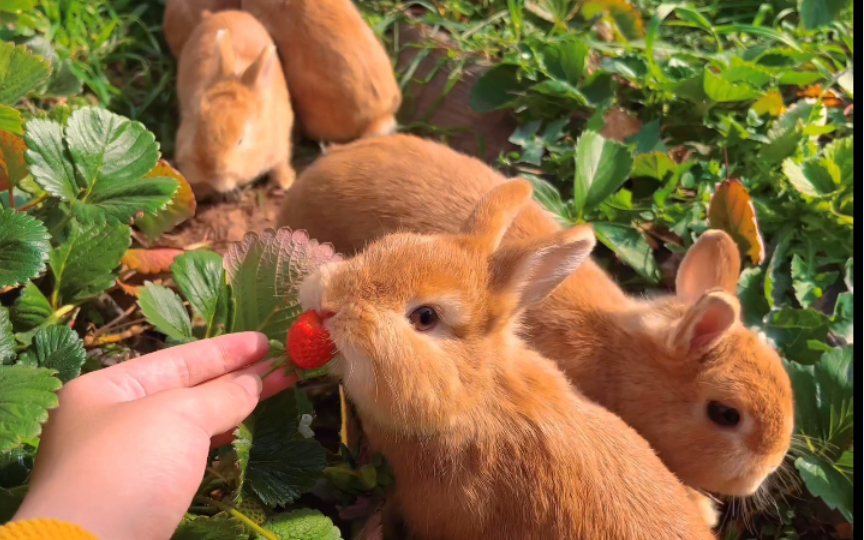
[168,372,263,437]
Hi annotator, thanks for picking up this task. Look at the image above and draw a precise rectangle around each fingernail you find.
[234,373,263,397]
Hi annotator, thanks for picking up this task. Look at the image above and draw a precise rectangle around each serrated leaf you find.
[470,64,525,113]
[135,160,197,240]
[790,254,839,309]
[122,248,184,275]
[782,158,836,198]
[593,222,660,283]
[65,108,175,222]
[703,70,763,102]
[0,307,14,365]
[171,514,246,540]
[822,136,853,187]
[572,131,633,215]
[233,390,327,507]
[258,509,342,540]
[11,283,53,332]
[524,175,572,225]
[0,365,61,452]
[831,292,853,343]
[631,151,674,180]
[625,119,666,154]
[31,325,86,382]
[795,454,854,523]
[24,117,79,201]
[224,228,341,342]
[0,105,22,135]
[48,218,130,307]
[708,180,765,265]
[0,131,28,190]
[798,0,849,30]
[539,36,587,86]
[137,282,193,342]
[765,228,794,309]
[0,208,51,289]
[171,251,230,338]
[751,88,785,117]
[764,307,831,365]
[581,0,645,41]
[0,41,51,106]
[737,267,770,328]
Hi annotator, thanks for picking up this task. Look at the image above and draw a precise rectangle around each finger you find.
[168,371,264,437]
[209,361,299,448]
[92,333,270,401]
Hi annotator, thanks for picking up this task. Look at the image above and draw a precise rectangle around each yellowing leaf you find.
[0,131,28,190]
[752,89,786,117]
[708,180,765,265]
[581,0,645,42]
[122,248,185,275]
[135,160,197,240]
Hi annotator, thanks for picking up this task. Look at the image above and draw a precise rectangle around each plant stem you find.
[17,192,49,212]
[192,496,278,540]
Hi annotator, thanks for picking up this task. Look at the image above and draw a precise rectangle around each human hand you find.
[12,332,296,540]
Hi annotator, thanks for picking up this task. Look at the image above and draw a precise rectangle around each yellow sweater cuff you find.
[0,519,100,540]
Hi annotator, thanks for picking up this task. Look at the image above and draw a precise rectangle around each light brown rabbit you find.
[298,180,715,540]
[240,0,401,142]
[278,134,794,515]
[163,0,240,58]
[175,10,295,196]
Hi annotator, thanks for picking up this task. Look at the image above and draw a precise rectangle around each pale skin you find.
[12,332,297,540]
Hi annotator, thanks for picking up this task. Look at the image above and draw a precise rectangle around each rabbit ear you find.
[670,290,740,354]
[489,225,595,313]
[215,29,236,78]
[460,179,533,253]
[242,44,277,90]
[676,230,741,303]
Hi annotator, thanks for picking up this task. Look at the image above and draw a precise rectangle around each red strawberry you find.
[287,310,336,369]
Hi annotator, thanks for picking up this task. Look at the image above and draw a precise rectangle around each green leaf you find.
[138,282,194,342]
[798,0,849,30]
[790,254,838,309]
[540,36,587,86]
[11,283,53,332]
[0,307,14,365]
[625,119,666,155]
[234,391,326,507]
[258,509,342,540]
[822,136,854,187]
[0,208,51,289]
[764,307,831,365]
[831,292,853,343]
[171,514,246,540]
[631,151,674,180]
[469,64,525,113]
[65,108,174,222]
[524,175,571,225]
[782,159,836,197]
[572,131,633,215]
[0,41,51,106]
[703,70,763,102]
[224,228,341,342]
[170,251,230,338]
[765,229,794,309]
[795,454,854,522]
[0,365,61,452]
[24,118,80,201]
[135,160,197,240]
[49,218,130,307]
[737,267,770,328]
[0,105,22,135]
[30,325,86,382]
[593,222,660,283]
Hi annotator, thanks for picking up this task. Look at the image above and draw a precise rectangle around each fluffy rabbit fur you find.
[162,0,240,58]
[174,10,295,196]
[279,134,794,509]
[299,180,715,540]
[241,0,401,142]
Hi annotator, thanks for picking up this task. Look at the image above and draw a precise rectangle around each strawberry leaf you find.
[135,160,197,241]
[0,130,28,190]
[0,105,22,135]
[0,307,14,365]
[171,515,246,540]
[11,283,53,332]
[708,180,765,265]
[0,208,51,289]
[24,117,80,201]
[257,509,342,540]
[572,130,633,216]
[223,228,341,342]
[0,41,51,106]
[138,282,194,343]
[48,217,130,307]
[121,248,184,275]
[593,222,660,283]
[29,325,86,383]
[0,365,61,452]
[170,251,230,338]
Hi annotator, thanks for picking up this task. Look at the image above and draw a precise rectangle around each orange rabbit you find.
[298,180,715,540]
[278,134,794,521]
[162,0,240,58]
[241,0,402,142]
[174,11,295,196]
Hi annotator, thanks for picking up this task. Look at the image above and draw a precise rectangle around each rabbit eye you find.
[408,306,439,331]
[707,401,741,427]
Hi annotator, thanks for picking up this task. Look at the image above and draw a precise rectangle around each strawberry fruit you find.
[287,310,336,370]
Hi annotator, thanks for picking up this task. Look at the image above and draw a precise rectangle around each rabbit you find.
[240,0,402,143]
[277,134,795,515]
[163,0,241,58]
[174,10,296,196]
[297,179,716,540]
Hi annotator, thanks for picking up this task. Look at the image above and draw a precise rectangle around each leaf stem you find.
[17,192,49,212]
[192,496,278,540]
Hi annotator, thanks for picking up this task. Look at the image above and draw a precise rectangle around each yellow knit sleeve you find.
[0,519,100,540]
